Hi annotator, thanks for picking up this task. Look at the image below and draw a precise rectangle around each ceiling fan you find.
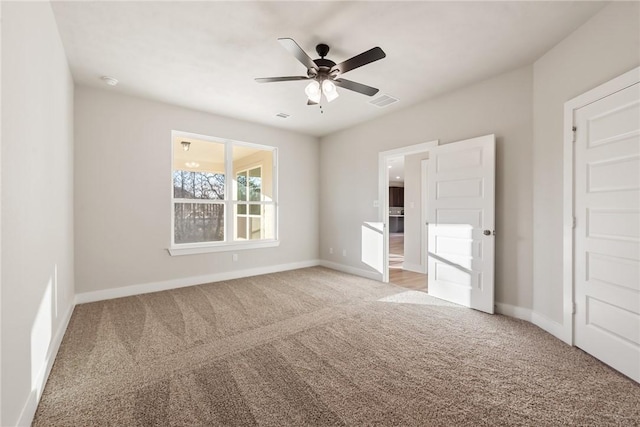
[255,38,386,105]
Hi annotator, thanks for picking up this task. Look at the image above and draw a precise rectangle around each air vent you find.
[276,112,290,119]
[369,94,399,108]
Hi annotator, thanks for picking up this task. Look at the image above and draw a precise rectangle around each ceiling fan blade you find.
[255,76,310,83]
[331,47,386,75]
[278,38,319,71]
[333,78,379,96]
[307,99,318,106]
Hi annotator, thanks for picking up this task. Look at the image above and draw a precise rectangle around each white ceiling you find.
[51,1,605,137]
[388,157,405,183]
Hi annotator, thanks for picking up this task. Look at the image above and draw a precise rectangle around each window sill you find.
[167,240,280,256]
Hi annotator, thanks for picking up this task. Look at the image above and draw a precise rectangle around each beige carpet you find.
[34,267,640,426]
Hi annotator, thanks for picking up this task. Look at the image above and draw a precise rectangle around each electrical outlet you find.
[329,248,333,254]
[342,249,347,257]
[373,200,379,208]
[232,253,238,262]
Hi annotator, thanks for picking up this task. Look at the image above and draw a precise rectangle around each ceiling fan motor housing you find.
[313,44,337,76]
[314,58,336,69]
[316,43,330,58]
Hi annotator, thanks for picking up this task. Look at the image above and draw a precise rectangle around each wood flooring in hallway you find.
[388,233,428,292]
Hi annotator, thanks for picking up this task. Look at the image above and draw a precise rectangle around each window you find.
[170,131,277,255]
[236,166,263,240]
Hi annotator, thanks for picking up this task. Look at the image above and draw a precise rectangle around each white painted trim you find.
[378,140,438,283]
[531,311,568,343]
[495,302,532,322]
[562,97,575,346]
[562,66,640,346]
[16,300,75,427]
[75,259,321,304]
[378,154,391,283]
[402,262,426,274]
[495,302,566,342]
[420,159,429,274]
[168,240,279,256]
[319,260,381,281]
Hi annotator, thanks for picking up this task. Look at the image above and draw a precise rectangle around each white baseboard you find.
[495,302,532,322]
[531,311,569,344]
[16,300,75,427]
[319,260,381,281]
[75,259,321,304]
[495,302,569,343]
[402,262,426,274]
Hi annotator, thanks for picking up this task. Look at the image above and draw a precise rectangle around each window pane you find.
[173,171,225,200]
[237,203,247,215]
[173,138,225,200]
[249,204,261,215]
[237,216,247,240]
[250,218,261,240]
[174,203,224,244]
[233,146,273,202]
[249,171,261,201]
[263,204,275,240]
[237,172,247,201]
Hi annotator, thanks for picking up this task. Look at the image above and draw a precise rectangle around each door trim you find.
[420,159,429,275]
[378,140,439,282]
[563,66,640,345]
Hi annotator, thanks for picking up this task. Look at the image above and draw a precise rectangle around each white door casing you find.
[376,140,439,282]
[427,134,496,313]
[573,81,640,382]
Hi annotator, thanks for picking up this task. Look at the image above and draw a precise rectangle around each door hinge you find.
[572,126,577,143]
[572,216,576,229]
[572,302,577,315]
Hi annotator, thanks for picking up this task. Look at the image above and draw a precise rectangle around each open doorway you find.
[379,141,437,290]
[387,156,427,291]
[375,135,495,312]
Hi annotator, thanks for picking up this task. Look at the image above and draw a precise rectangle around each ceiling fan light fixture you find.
[256,38,386,106]
[322,80,339,102]
[305,80,321,104]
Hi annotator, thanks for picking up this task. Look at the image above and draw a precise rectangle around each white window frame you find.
[168,130,279,256]
[234,165,266,241]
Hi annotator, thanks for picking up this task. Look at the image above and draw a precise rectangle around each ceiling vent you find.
[369,94,398,108]
[276,112,290,119]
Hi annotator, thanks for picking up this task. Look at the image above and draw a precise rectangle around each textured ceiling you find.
[51,1,605,137]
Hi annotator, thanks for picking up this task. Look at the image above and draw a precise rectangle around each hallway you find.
[389,233,427,291]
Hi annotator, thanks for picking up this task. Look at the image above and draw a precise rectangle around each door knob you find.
[483,230,492,236]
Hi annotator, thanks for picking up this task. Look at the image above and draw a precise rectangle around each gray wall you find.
[74,87,320,294]
[532,2,640,324]
[1,2,75,425]
[320,66,534,309]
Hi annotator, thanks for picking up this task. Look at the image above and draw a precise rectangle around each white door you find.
[574,82,640,382]
[427,134,495,313]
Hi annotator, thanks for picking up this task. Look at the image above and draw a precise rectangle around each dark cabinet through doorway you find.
[389,186,404,207]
